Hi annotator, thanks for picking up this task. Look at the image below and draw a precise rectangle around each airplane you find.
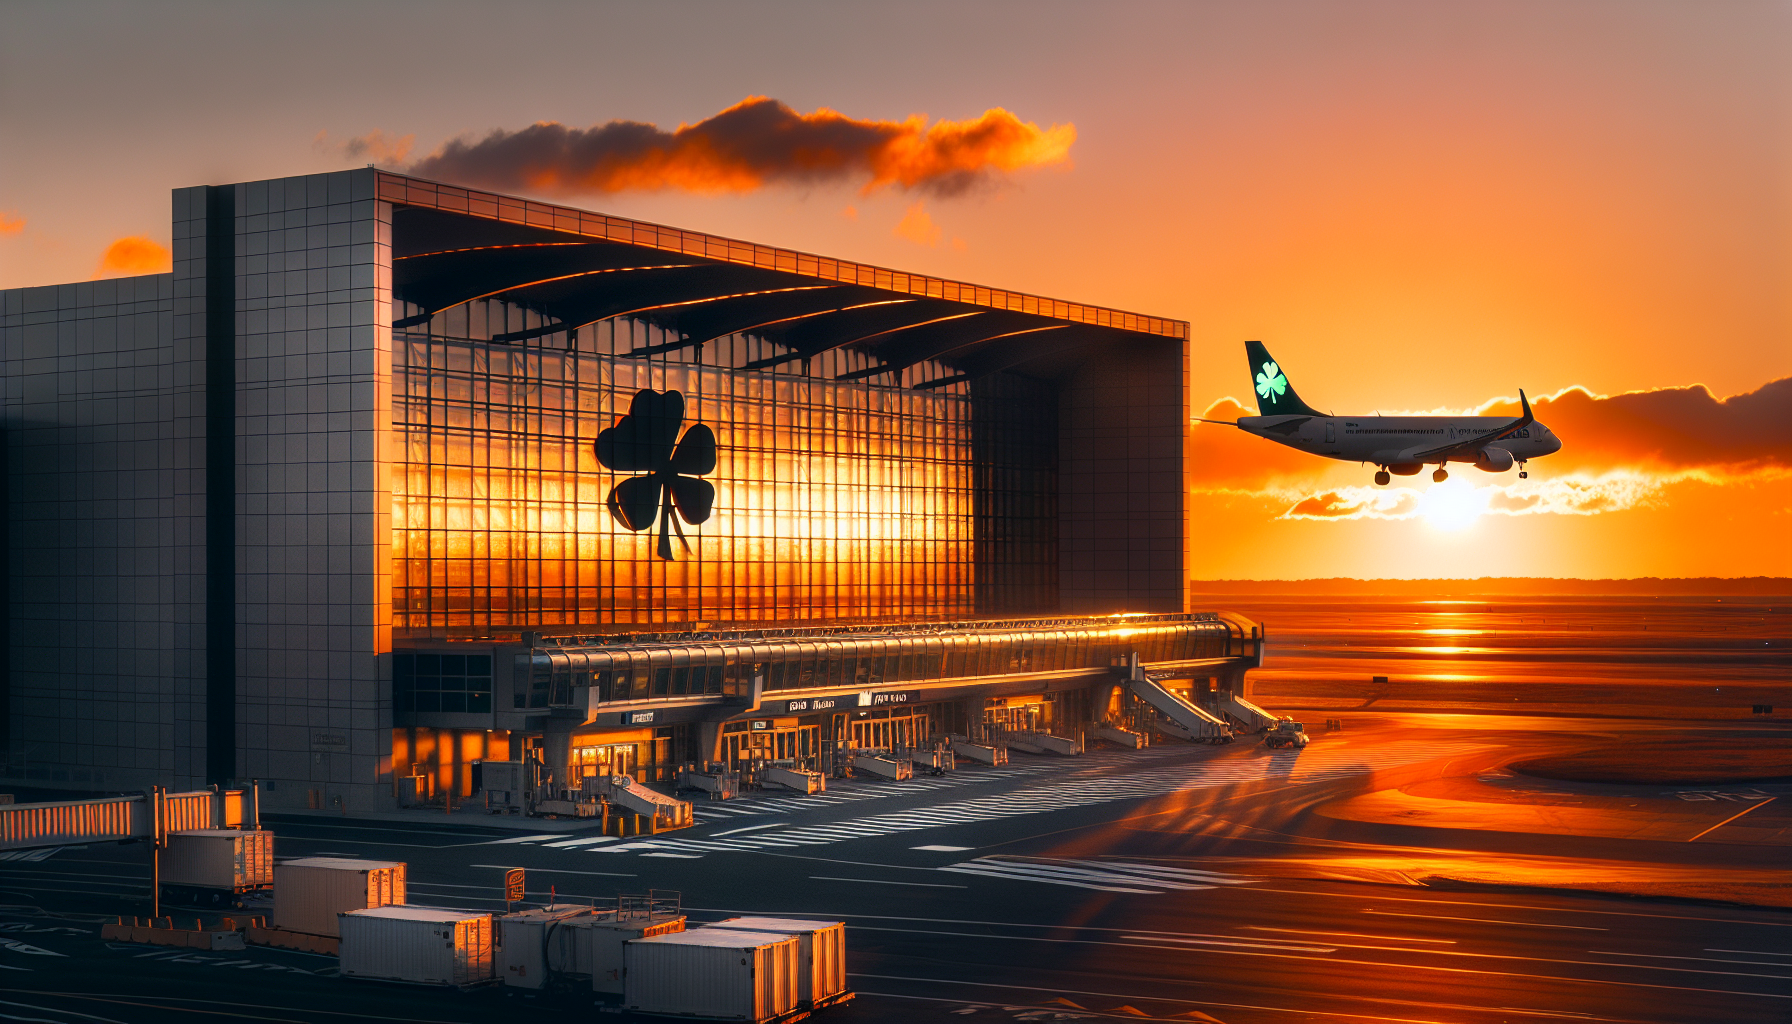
[1201,340,1562,486]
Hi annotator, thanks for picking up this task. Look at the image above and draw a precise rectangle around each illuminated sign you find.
[784,697,844,714]
[623,710,656,725]
[870,690,922,706]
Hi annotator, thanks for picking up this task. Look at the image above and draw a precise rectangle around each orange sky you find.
[2,1,1787,578]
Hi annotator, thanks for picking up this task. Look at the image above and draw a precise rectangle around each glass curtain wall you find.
[393,300,1058,631]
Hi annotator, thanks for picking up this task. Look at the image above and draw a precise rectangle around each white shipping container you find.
[339,906,493,987]
[625,928,800,1022]
[161,830,274,892]
[575,912,686,993]
[273,857,406,938]
[710,916,846,1005]
[495,904,593,989]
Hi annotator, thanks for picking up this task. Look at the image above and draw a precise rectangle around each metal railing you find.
[0,784,257,853]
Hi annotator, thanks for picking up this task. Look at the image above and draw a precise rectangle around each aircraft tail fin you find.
[1244,341,1324,417]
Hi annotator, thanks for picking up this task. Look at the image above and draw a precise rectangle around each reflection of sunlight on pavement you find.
[1154,850,1792,907]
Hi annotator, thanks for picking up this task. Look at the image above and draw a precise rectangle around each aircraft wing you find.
[1404,390,1534,463]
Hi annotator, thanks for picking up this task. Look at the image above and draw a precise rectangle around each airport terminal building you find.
[1,168,1260,810]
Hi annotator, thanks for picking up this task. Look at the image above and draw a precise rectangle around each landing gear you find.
[1374,470,1391,486]
[1518,460,1529,480]
[1432,468,1448,483]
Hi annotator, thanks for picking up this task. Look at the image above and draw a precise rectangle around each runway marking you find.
[1687,796,1777,842]
[1123,934,1336,953]
[638,852,703,859]
[910,845,973,852]
[1363,910,1607,931]
[807,876,966,889]
[851,979,1635,1024]
[1709,949,1792,957]
[933,857,1259,895]
[539,836,619,848]
[1591,950,1792,969]
[1242,926,1457,944]
[844,931,1792,999]
[710,822,788,837]
[473,833,565,844]
[468,865,636,877]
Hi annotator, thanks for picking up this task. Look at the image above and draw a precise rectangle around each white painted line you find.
[541,836,621,848]
[808,876,967,889]
[640,852,704,859]
[1710,949,1792,957]
[481,833,565,844]
[1593,950,1792,969]
[1125,935,1336,954]
[910,845,973,852]
[936,865,1158,894]
[1363,910,1606,931]
[711,822,788,837]
[1242,926,1456,945]
[469,865,637,877]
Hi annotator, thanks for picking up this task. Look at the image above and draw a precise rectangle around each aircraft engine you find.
[1475,446,1515,472]
[1388,463,1424,476]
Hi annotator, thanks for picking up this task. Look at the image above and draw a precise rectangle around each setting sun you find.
[1418,479,1490,531]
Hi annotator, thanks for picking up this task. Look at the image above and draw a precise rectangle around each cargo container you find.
[709,916,847,1007]
[575,911,686,993]
[272,857,406,938]
[339,906,493,988]
[160,829,273,907]
[624,928,800,1022]
[495,904,593,989]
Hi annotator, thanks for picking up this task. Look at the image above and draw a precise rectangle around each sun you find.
[1419,478,1489,531]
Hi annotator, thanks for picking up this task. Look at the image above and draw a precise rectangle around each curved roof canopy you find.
[381,172,1188,389]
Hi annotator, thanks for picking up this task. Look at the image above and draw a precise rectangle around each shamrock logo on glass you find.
[1255,360,1287,406]
[596,389,717,561]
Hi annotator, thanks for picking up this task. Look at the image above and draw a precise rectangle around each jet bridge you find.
[1123,656,1234,743]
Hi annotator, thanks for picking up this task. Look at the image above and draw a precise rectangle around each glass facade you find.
[393,298,1057,632]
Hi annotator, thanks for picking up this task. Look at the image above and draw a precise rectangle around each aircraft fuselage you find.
[1238,414,1562,469]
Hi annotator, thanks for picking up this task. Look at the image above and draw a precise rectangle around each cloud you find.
[893,202,941,246]
[1270,466,1792,523]
[316,128,416,166]
[1477,379,1792,472]
[394,97,1074,197]
[0,211,23,236]
[91,236,171,278]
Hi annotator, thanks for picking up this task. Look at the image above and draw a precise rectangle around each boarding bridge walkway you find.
[1126,661,1233,742]
[0,786,258,853]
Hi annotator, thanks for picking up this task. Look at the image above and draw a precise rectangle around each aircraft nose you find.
[1544,434,1562,454]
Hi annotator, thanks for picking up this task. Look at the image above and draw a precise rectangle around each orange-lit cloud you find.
[893,202,941,246]
[0,211,23,236]
[1472,380,1792,472]
[91,236,171,278]
[397,97,1074,197]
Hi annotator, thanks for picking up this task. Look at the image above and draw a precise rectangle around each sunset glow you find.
[3,2,1786,581]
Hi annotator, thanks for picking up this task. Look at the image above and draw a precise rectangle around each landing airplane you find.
[1202,341,1562,486]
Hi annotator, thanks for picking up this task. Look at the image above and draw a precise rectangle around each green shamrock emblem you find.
[1255,360,1287,405]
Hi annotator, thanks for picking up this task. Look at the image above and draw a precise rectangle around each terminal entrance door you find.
[985,702,1042,732]
[722,719,818,769]
[848,709,931,750]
